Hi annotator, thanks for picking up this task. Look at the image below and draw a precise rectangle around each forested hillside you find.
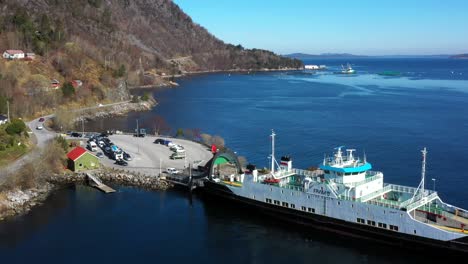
[0,0,302,117]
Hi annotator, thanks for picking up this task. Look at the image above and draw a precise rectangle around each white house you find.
[3,50,25,60]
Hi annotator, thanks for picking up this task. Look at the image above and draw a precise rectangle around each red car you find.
[39,117,45,122]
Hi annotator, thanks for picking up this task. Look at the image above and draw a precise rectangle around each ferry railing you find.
[337,173,383,187]
[387,184,421,195]
[292,168,323,178]
[358,185,392,202]
[406,192,439,212]
[366,199,401,209]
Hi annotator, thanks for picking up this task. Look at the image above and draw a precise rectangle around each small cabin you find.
[71,80,83,88]
[67,146,99,172]
[3,50,25,60]
[51,79,60,89]
[0,114,8,125]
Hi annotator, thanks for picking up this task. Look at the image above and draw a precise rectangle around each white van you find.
[87,141,98,152]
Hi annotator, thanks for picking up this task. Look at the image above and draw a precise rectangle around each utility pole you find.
[136,119,140,153]
[81,118,84,136]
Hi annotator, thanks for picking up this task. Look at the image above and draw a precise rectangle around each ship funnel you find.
[280,156,292,172]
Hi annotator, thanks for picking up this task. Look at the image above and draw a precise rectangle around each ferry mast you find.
[271,129,276,174]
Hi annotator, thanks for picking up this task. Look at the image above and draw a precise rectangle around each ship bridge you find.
[320,146,374,186]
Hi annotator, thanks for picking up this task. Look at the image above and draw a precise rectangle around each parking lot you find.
[97,134,213,176]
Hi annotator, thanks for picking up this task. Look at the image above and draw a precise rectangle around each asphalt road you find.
[0,115,55,184]
[99,135,213,176]
[0,101,134,183]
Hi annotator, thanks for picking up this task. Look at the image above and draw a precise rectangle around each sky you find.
[173,0,468,55]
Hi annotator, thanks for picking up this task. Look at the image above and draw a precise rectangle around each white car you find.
[166,168,179,174]
[170,144,184,151]
[36,125,43,130]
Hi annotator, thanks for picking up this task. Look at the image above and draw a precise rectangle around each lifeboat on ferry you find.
[263,178,280,184]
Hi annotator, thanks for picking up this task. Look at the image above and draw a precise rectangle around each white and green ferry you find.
[203,131,468,253]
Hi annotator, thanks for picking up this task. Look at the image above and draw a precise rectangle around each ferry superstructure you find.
[203,131,468,253]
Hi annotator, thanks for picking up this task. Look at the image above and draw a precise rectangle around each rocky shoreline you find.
[0,169,173,221]
[79,98,157,122]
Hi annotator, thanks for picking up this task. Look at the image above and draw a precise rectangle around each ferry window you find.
[307,208,315,213]
[382,223,387,229]
[367,220,371,225]
[307,195,310,199]
[291,204,295,209]
[372,221,376,226]
[395,226,398,231]
[253,195,256,199]
[378,222,383,228]
[414,230,417,234]
[274,200,280,205]
[352,172,358,175]
[281,190,284,194]
[351,204,354,208]
[338,201,341,205]
[301,206,306,211]
[266,198,272,203]
[282,202,289,207]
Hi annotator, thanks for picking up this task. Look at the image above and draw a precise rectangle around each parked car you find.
[38,117,45,122]
[170,152,185,160]
[123,152,132,161]
[166,168,179,174]
[71,132,82,137]
[167,142,175,147]
[96,152,104,158]
[98,140,105,148]
[87,141,98,152]
[170,144,184,152]
[36,125,43,130]
[154,138,165,144]
[104,147,112,155]
[115,159,128,166]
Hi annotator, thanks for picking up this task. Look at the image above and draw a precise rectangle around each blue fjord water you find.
[1,58,468,263]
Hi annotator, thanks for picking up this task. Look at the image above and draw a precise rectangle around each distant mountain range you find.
[285,53,464,59]
[285,53,368,59]
[451,54,468,59]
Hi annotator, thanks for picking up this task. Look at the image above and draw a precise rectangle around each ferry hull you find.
[202,180,468,255]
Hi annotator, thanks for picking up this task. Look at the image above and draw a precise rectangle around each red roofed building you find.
[67,146,99,172]
[3,50,25,59]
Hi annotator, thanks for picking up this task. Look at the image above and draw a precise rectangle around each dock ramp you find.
[86,173,116,193]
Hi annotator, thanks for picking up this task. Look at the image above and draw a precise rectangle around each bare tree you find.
[200,133,212,146]
[211,135,225,148]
